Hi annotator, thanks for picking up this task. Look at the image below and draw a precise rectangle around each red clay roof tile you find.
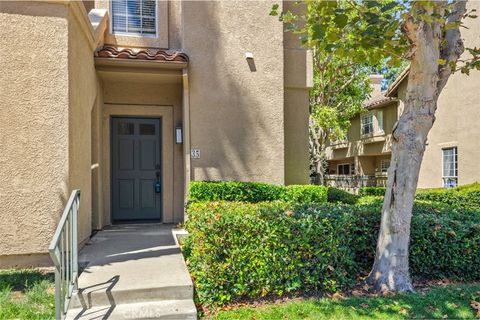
[95,46,189,63]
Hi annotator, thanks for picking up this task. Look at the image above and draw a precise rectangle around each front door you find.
[111,117,162,222]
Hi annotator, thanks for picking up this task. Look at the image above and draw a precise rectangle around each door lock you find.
[155,164,161,193]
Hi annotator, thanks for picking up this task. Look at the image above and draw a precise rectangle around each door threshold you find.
[112,219,162,225]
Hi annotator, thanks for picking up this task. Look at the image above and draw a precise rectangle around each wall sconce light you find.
[175,127,183,144]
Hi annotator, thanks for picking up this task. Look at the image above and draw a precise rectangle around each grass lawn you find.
[211,284,480,319]
[0,269,55,319]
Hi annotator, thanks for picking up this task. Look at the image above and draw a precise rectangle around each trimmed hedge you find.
[327,187,359,204]
[188,181,328,204]
[416,183,480,208]
[184,201,480,305]
[359,187,386,197]
[184,201,357,305]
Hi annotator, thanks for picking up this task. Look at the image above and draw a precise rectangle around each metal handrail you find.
[48,190,80,320]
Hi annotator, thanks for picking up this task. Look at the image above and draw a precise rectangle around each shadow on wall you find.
[184,1,284,184]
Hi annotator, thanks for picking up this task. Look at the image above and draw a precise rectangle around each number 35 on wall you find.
[191,149,201,159]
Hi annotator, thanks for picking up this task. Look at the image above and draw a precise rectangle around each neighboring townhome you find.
[0,1,312,267]
[326,0,480,191]
[325,75,396,190]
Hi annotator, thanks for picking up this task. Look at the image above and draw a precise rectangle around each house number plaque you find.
[191,149,201,159]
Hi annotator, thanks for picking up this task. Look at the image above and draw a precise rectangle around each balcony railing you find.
[325,175,388,189]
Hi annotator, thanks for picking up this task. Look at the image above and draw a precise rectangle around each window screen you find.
[111,0,156,36]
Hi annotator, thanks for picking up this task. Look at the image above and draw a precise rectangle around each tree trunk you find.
[315,158,326,185]
[367,3,448,292]
[309,122,328,185]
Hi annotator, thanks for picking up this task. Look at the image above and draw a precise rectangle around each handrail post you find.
[72,195,79,290]
[54,263,61,320]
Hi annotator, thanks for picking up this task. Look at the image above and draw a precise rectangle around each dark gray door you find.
[111,117,162,221]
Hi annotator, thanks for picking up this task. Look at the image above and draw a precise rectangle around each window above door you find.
[96,0,169,48]
[111,0,157,37]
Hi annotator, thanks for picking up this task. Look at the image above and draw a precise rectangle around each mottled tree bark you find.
[367,1,467,292]
[309,122,328,185]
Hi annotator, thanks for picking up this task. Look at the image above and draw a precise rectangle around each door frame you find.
[110,116,163,222]
[101,104,174,226]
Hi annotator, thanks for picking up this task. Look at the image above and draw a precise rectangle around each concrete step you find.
[66,299,197,320]
[65,225,197,319]
[69,283,194,309]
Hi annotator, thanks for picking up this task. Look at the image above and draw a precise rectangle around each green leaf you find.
[381,2,398,12]
[269,3,279,16]
[312,23,325,40]
[334,14,349,28]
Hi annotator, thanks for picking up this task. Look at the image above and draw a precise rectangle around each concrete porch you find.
[66,224,196,319]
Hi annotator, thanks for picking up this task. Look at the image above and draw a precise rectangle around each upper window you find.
[111,0,157,37]
[442,147,458,188]
[361,111,384,136]
[361,113,374,135]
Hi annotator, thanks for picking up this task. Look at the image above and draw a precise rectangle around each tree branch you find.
[437,0,467,94]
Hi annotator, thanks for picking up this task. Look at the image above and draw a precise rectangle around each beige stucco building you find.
[326,0,480,190]
[0,1,312,267]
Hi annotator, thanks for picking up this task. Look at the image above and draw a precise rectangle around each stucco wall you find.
[417,1,480,188]
[182,1,286,184]
[0,2,70,265]
[283,1,311,185]
[91,82,104,230]
[68,8,99,245]
[284,88,310,184]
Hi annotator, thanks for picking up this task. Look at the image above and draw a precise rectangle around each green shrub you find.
[356,195,384,206]
[416,183,480,209]
[188,181,327,204]
[283,185,328,204]
[327,187,359,204]
[185,201,480,305]
[188,181,285,203]
[184,201,357,305]
[359,187,386,197]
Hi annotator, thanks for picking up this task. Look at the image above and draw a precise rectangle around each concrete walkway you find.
[66,224,196,320]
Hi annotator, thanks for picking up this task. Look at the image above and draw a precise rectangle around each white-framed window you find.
[338,163,355,175]
[111,0,157,37]
[380,159,390,173]
[442,147,458,188]
[361,112,374,135]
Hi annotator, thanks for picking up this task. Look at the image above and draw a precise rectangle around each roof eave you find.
[364,98,399,110]
[386,66,410,98]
